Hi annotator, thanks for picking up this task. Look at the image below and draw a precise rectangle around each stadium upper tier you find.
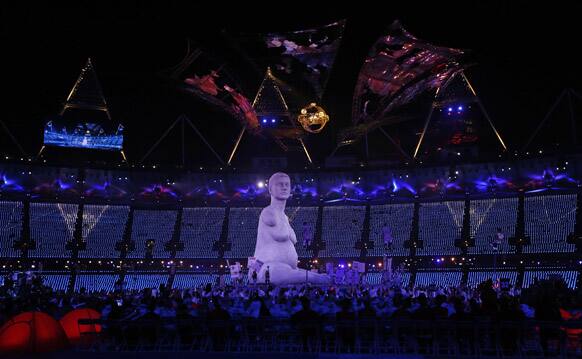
[0,154,579,204]
[0,191,579,260]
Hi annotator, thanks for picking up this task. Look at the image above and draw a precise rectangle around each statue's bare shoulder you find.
[260,206,277,226]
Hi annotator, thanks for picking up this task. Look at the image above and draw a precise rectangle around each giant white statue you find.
[250,172,330,285]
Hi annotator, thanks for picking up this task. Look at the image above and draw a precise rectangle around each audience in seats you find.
[369,204,414,256]
[523,269,578,289]
[415,271,463,287]
[80,205,129,258]
[469,198,517,254]
[286,206,318,258]
[172,274,220,289]
[467,270,518,288]
[524,194,577,253]
[123,274,169,291]
[129,210,177,259]
[29,203,77,258]
[0,201,23,258]
[224,208,261,259]
[418,201,464,256]
[75,274,118,292]
[319,206,365,258]
[178,208,224,259]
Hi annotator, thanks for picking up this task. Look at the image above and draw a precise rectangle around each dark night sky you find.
[2,1,582,167]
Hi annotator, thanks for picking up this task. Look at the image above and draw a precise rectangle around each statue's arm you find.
[288,219,297,244]
[261,208,277,227]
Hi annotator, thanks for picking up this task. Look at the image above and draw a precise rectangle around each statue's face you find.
[269,175,291,200]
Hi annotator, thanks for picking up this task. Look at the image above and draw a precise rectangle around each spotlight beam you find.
[378,126,411,160]
[227,127,246,166]
[413,105,435,159]
[298,138,314,164]
[462,72,507,151]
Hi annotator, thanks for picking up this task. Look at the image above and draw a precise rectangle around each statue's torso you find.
[254,206,298,268]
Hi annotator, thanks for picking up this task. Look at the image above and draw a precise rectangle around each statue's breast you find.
[282,215,292,231]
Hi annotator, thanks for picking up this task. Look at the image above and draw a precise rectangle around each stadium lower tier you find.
[1,266,579,292]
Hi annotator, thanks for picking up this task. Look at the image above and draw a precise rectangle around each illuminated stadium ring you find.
[297,103,329,134]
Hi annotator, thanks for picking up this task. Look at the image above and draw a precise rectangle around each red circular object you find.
[59,308,101,345]
[0,311,69,353]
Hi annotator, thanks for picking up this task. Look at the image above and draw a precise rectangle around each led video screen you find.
[43,121,123,151]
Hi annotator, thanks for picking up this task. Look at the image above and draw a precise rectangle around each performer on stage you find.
[492,227,504,252]
[382,223,393,251]
[302,221,313,248]
[250,172,330,285]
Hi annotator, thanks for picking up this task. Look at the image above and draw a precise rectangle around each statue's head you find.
[268,172,291,201]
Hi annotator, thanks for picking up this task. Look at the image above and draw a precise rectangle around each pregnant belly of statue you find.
[254,237,298,267]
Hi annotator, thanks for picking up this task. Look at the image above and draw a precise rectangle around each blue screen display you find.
[43,121,123,151]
